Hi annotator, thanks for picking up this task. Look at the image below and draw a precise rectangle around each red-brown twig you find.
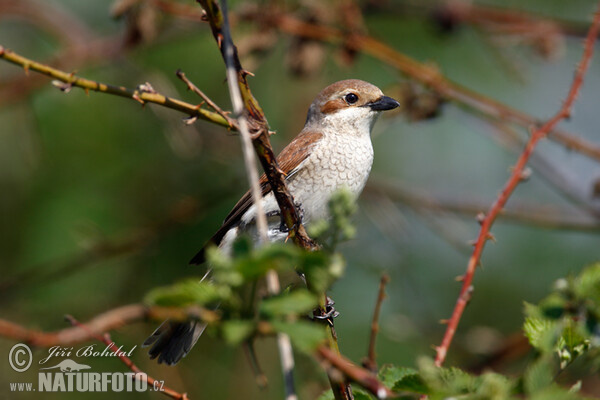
[65,315,188,400]
[317,346,395,399]
[434,3,600,367]
[0,304,218,347]
[363,274,390,373]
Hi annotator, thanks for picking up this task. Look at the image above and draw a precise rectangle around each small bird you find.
[144,79,400,364]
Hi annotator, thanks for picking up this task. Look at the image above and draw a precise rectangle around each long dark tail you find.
[142,320,206,365]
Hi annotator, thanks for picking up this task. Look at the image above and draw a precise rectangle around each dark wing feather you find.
[190,130,323,264]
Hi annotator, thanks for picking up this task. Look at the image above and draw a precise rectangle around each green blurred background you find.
[1,0,600,398]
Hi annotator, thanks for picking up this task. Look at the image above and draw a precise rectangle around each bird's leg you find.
[312,296,339,326]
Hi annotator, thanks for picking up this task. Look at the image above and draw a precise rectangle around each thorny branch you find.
[199,0,298,398]
[0,46,232,128]
[433,3,600,367]
[0,305,393,399]
[66,315,189,400]
[363,274,390,373]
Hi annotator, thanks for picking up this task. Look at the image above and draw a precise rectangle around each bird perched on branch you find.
[144,79,400,365]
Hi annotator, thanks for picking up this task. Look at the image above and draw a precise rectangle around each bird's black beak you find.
[367,96,401,111]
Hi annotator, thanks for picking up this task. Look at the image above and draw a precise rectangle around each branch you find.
[363,274,390,373]
[367,180,600,232]
[66,315,188,400]
[0,45,232,128]
[238,8,600,163]
[0,304,218,347]
[434,3,600,367]
[197,1,301,398]
[317,346,395,399]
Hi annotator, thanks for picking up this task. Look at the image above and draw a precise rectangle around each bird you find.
[143,79,400,365]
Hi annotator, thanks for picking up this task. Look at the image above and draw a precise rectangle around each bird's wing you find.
[190,130,323,265]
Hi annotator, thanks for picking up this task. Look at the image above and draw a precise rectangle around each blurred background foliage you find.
[1,0,600,398]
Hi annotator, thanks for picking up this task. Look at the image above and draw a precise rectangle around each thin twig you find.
[363,274,390,373]
[202,1,297,398]
[0,45,232,128]
[367,180,600,232]
[65,315,188,400]
[434,2,600,367]
[237,9,600,163]
[175,69,238,128]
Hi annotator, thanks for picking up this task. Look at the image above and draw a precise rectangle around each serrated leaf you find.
[144,279,225,307]
[351,387,374,400]
[271,320,326,353]
[523,316,556,352]
[260,289,318,317]
[574,263,600,303]
[524,358,553,394]
[378,365,419,388]
[392,372,429,394]
[222,320,255,345]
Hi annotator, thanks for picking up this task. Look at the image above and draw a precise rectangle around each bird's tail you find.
[142,320,206,365]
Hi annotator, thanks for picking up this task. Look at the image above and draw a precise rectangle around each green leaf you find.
[378,365,419,388]
[260,289,318,317]
[222,320,255,345]
[392,372,429,394]
[316,390,334,400]
[271,320,326,353]
[351,387,374,400]
[524,358,554,395]
[574,263,600,303]
[144,279,226,307]
[523,316,556,352]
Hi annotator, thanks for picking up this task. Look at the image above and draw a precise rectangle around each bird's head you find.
[304,79,400,132]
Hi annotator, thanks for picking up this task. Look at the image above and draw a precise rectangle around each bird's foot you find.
[312,297,339,326]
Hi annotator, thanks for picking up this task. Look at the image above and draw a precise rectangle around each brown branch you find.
[434,3,600,367]
[0,45,232,128]
[233,8,600,163]
[66,315,188,400]
[0,304,218,348]
[317,346,395,399]
[367,179,600,232]
[363,274,390,373]
[175,69,238,128]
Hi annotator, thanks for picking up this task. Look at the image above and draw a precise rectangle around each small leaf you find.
[392,372,429,394]
[271,320,326,353]
[524,358,554,395]
[260,289,318,317]
[144,279,225,307]
[378,365,419,388]
[222,320,255,345]
[351,387,374,400]
[523,316,556,352]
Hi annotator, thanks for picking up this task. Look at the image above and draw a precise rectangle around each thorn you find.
[268,130,276,136]
[183,115,198,125]
[51,80,73,93]
[476,212,485,224]
[241,69,255,77]
[439,319,449,324]
[132,93,145,105]
[217,34,223,48]
[0,45,5,55]
[455,274,465,282]
[23,63,30,76]
[200,10,208,21]
[520,167,532,181]
[468,239,477,246]
[486,232,496,243]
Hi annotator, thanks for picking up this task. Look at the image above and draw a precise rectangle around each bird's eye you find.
[344,93,359,104]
